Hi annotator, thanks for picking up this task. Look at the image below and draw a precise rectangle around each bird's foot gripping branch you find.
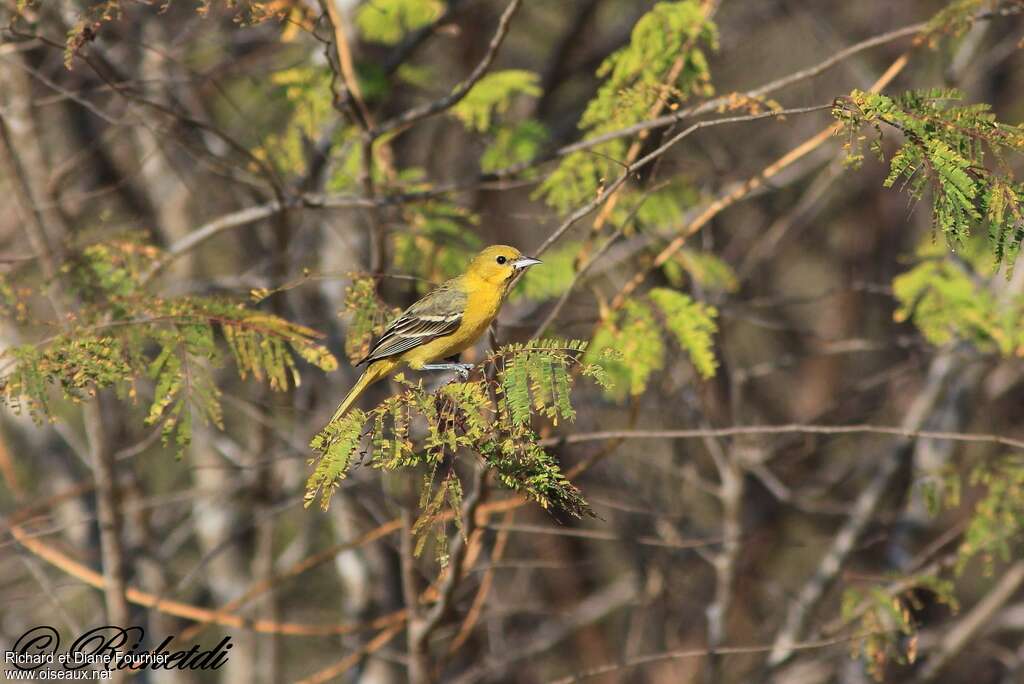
[306,339,609,551]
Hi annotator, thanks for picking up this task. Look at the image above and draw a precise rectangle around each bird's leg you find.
[420,362,475,381]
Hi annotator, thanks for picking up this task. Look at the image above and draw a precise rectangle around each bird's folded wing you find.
[359,282,467,364]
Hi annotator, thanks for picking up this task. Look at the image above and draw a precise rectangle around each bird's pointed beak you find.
[511,256,542,271]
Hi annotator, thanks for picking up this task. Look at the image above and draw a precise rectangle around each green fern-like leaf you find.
[306,410,367,510]
[355,0,443,45]
[481,119,548,173]
[835,88,1024,267]
[391,199,482,289]
[255,66,336,174]
[2,248,337,455]
[451,70,542,132]
[342,276,403,363]
[586,299,666,400]
[957,458,1024,575]
[648,288,719,379]
[307,339,596,532]
[892,237,1023,356]
[663,248,739,293]
[536,1,716,212]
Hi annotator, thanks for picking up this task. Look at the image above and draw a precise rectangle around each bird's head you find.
[465,245,541,287]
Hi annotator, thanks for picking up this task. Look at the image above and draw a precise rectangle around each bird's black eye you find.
[496,255,507,265]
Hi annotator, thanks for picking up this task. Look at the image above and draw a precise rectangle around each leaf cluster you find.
[536,1,717,214]
[0,240,337,452]
[893,238,1024,356]
[355,0,444,46]
[307,340,606,555]
[451,70,542,133]
[834,88,1024,267]
[390,198,483,288]
[254,66,337,175]
[586,287,718,400]
[956,456,1024,575]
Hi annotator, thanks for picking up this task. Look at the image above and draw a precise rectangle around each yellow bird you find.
[330,245,542,421]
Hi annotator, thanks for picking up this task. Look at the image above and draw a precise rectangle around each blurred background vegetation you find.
[2,1,1024,682]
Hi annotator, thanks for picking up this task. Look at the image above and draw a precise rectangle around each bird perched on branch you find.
[330,245,542,421]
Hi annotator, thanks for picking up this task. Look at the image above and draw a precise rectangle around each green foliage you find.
[586,287,718,400]
[648,288,719,379]
[67,240,158,300]
[588,299,664,400]
[844,452,1024,678]
[255,66,336,175]
[355,0,444,45]
[342,275,403,365]
[579,1,716,131]
[597,178,702,239]
[0,240,337,453]
[536,1,717,213]
[451,70,541,132]
[391,198,483,289]
[835,88,1024,267]
[481,120,548,173]
[843,450,1024,678]
[515,240,581,302]
[307,339,605,552]
[662,248,739,293]
[957,457,1024,574]
[306,410,367,511]
[0,273,29,323]
[892,238,1024,356]
[619,179,699,231]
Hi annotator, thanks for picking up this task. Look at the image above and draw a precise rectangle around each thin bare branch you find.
[539,421,1024,452]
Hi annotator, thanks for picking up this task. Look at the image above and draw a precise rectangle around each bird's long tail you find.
[330,358,399,423]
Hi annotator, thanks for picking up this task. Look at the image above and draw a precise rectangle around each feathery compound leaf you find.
[481,119,548,173]
[834,88,1024,267]
[663,248,739,293]
[255,66,335,175]
[587,289,719,400]
[494,340,587,426]
[0,336,134,418]
[536,1,716,212]
[501,351,533,426]
[342,276,403,363]
[145,324,223,453]
[484,438,591,518]
[892,238,1023,356]
[958,458,1024,575]
[648,288,719,379]
[586,299,665,400]
[355,0,443,45]
[307,410,367,510]
[580,0,717,131]
[451,70,542,133]
[2,240,337,456]
[307,339,597,539]
[391,199,482,288]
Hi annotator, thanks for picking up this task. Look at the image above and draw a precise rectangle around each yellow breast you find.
[402,279,504,369]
